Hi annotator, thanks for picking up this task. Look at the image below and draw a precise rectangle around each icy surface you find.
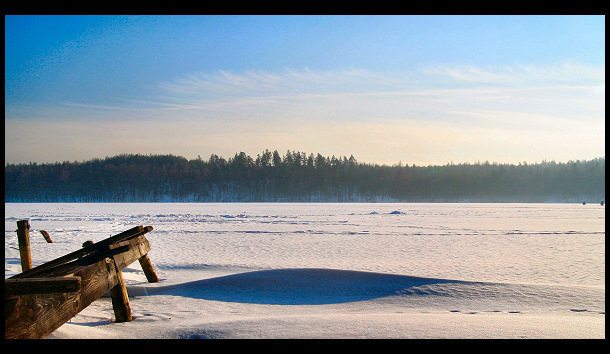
[5,203,605,338]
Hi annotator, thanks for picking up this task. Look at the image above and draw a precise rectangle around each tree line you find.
[4,151,605,203]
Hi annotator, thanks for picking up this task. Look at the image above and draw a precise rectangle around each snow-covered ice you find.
[5,203,605,338]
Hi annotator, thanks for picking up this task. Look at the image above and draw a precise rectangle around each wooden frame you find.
[5,224,158,339]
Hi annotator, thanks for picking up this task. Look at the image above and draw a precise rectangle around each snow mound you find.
[145,268,460,305]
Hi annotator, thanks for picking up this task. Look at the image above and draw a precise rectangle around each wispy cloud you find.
[152,64,605,163]
[156,63,602,100]
[7,64,603,165]
[419,63,605,87]
[142,64,603,128]
[158,68,409,102]
[48,64,603,123]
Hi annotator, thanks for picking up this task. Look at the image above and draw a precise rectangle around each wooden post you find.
[138,254,159,283]
[40,230,54,243]
[109,260,132,323]
[16,220,32,272]
[82,239,133,322]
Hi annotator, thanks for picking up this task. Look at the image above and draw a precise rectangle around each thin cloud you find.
[419,63,605,87]
[159,64,603,100]
[46,64,603,120]
[7,64,602,165]
[159,68,412,101]
[146,65,603,127]
[34,64,602,132]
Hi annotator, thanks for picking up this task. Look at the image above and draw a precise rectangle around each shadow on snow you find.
[144,268,460,305]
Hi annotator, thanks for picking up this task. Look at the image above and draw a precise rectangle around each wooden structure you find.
[5,223,158,339]
[40,230,54,243]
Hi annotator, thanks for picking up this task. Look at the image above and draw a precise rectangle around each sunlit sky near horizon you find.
[5,15,605,166]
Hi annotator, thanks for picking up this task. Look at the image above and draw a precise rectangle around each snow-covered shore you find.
[5,203,605,338]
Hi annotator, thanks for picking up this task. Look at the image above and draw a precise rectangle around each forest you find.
[4,151,605,203]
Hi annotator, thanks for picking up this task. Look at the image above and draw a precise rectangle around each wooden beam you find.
[12,245,130,280]
[6,258,121,338]
[12,226,153,279]
[16,220,32,272]
[5,277,81,296]
[5,292,80,339]
[109,236,152,271]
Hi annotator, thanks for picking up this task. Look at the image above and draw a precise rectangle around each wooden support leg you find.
[138,253,159,283]
[109,266,132,322]
[16,220,32,272]
[40,230,54,243]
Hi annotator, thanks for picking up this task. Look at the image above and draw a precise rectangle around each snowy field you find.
[5,202,605,339]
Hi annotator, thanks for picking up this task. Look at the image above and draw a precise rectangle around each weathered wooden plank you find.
[12,226,152,279]
[5,277,81,296]
[12,245,130,280]
[5,258,119,339]
[110,236,152,271]
[71,257,120,313]
[5,292,81,339]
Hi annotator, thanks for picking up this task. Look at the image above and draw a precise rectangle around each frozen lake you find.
[4,203,605,338]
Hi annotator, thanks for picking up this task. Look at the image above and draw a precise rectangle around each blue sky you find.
[5,15,605,165]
